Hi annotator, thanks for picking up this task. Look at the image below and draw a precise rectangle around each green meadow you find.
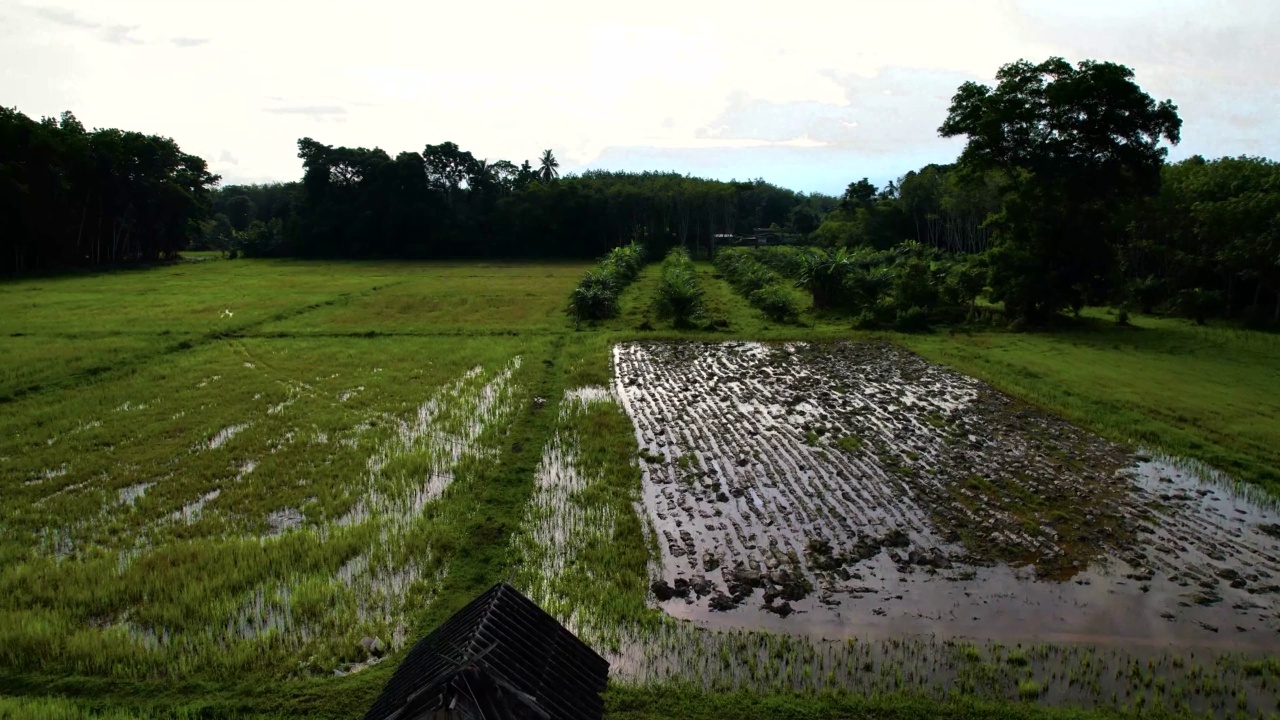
[2,256,1278,719]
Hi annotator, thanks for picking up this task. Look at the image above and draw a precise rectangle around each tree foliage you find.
[7,66,1277,328]
[653,247,704,327]
[568,242,647,323]
[0,107,218,272]
[1127,156,1280,323]
[939,57,1182,323]
[278,137,829,260]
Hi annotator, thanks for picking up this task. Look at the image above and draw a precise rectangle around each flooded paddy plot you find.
[614,341,1280,650]
[0,335,533,679]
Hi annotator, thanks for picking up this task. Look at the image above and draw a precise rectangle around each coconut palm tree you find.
[538,149,559,183]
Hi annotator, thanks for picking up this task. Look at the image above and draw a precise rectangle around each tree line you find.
[197,142,834,261]
[0,108,218,273]
[3,55,1277,327]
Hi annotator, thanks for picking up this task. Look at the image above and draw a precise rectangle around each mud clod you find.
[651,580,677,601]
[708,592,739,611]
[763,600,795,617]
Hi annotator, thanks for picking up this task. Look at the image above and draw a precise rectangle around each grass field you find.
[900,311,1280,494]
[2,255,1278,719]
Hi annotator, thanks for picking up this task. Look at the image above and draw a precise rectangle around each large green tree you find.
[939,57,1182,322]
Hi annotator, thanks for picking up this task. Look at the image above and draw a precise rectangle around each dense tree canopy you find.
[0,107,218,273]
[939,57,1183,322]
[1127,156,1280,323]
[229,137,828,260]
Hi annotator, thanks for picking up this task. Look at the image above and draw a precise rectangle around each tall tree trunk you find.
[75,191,89,263]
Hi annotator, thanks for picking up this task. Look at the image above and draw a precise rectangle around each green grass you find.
[605,686,1120,720]
[2,256,1278,720]
[898,309,1280,493]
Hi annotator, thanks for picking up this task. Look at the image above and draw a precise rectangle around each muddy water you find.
[614,341,1280,652]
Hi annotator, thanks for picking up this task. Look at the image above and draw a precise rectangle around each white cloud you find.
[1,0,1276,194]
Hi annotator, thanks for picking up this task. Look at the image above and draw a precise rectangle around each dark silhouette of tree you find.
[0,106,218,273]
[538,149,559,183]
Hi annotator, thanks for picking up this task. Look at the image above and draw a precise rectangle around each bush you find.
[894,306,932,332]
[240,219,285,258]
[1174,288,1223,326]
[755,246,807,278]
[793,241,977,328]
[568,270,618,321]
[714,248,803,324]
[749,285,799,323]
[1128,275,1165,315]
[601,243,646,283]
[568,242,647,323]
[653,247,704,327]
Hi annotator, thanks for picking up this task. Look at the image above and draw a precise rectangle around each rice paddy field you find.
[2,255,1279,720]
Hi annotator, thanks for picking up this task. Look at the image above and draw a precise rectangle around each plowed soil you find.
[615,341,1280,649]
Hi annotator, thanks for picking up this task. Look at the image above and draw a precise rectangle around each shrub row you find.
[568,242,647,322]
[794,242,985,331]
[652,247,705,327]
[713,248,801,323]
[753,246,808,279]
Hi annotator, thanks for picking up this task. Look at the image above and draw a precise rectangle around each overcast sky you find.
[2,0,1276,194]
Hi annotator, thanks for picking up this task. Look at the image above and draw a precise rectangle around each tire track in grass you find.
[0,280,412,404]
[394,334,568,641]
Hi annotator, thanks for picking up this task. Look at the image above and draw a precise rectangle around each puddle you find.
[600,622,1278,715]
[37,526,75,559]
[265,508,304,536]
[27,464,70,485]
[118,482,154,506]
[174,489,220,523]
[269,429,297,454]
[228,583,295,642]
[264,381,304,415]
[510,387,624,642]
[208,424,249,450]
[334,551,447,651]
[339,358,522,527]
[613,341,1280,652]
[564,385,614,405]
[235,459,258,481]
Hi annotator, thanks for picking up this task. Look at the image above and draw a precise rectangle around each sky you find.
[1,0,1277,195]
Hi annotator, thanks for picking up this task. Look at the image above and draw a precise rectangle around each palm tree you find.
[538,149,559,183]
